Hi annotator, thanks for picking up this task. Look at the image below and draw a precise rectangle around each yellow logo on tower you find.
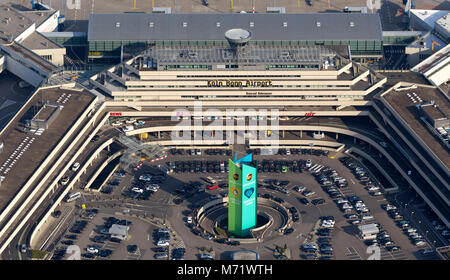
[230,187,241,198]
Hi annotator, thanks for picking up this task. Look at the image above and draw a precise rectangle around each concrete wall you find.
[4,55,45,87]
[35,11,59,33]
[15,24,36,43]
[32,48,66,66]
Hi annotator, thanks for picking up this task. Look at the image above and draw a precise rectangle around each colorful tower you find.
[228,153,257,237]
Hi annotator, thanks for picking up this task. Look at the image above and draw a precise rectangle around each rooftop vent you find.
[350,21,355,27]
[37,12,43,16]
[283,22,288,27]
[149,22,154,28]
[216,22,221,27]
[249,22,254,27]
[316,21,321,27]
[115,22,120,28]
[182,22,187,27]
[41,41,48,47]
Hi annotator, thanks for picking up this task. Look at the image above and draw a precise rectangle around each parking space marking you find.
[345,247,361,260]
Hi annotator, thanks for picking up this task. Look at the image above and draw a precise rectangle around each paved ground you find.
[43,149,442,260]
[4,0,447,32]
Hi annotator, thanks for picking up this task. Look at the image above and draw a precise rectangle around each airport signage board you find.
[241,163,257,235]
[228,159,242,236]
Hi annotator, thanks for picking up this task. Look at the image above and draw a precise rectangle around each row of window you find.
[88,40,383,52]
[268,64,319,69]
[127,85,350,89]
[116,95,364,99]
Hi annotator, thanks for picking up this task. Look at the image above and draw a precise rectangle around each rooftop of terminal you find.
[0,85,95,208]
[381,83,450,168]
[88,12,383,42]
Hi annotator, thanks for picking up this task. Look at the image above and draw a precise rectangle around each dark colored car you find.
[61,240,74,245]
[298,197,310,205]
[98,249,112,257]
[228,241,240,246]
[312,198,325,205]
[215,238,226,244]
[91,135,100,142]
[52,210,62,218]
[284,228,294,235]
[82,253,95,259]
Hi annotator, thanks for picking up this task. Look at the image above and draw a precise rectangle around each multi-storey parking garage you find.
[0,11,448,259]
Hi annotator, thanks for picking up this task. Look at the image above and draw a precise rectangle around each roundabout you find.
[195,197,292,243]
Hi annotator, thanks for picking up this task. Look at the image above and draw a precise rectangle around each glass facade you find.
[88,39,383,58]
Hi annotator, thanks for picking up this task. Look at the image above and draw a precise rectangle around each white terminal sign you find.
[207,80,273,87]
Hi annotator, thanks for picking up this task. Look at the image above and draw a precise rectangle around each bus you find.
[65,192,81,203]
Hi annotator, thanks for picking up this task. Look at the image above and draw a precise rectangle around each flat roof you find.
[109,224,129,235]
[88,13,383,42]
[141,45,338,66]
[33,103,59,121]
[20,31,63,50]
[0,5,34,44]
[3,42,58,73]
[382,85,450,168]
[17,9,57,29]
[410,9,449,30]
[421,103,448,120]
[0,86,95,210]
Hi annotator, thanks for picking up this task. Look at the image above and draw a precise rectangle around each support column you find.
[158,131,161,139]
[282,130,285,138]
[336,133,338,140]
[300,130,302,138]
[354,137,357,144]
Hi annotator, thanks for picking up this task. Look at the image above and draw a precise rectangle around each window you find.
[41,55,52,61]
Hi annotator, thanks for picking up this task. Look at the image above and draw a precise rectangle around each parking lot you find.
[48,146,443,260]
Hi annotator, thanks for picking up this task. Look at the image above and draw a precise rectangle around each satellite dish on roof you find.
[225,28,252,45]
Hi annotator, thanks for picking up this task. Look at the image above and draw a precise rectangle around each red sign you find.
[305,112,316,116]
[110,112,122,116]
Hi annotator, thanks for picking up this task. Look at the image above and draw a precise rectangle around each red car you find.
[207,185,218,190]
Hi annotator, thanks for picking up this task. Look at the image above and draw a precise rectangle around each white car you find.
[366,186,380,191]
[139,174,152,181]
[87,247,99,254]
[131,187,143,193]
[186,216,193,224]
[379,141,388,148]
[337,199,349,204]
[157,240,169,247]
[321,221,335,228]
[370,191,383,196]
[361,215,374,220]
[293,186,306,192]
[414,240,427,247]
[72,162,80,172]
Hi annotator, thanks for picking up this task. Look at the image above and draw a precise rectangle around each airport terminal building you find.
[87,13,383,63]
